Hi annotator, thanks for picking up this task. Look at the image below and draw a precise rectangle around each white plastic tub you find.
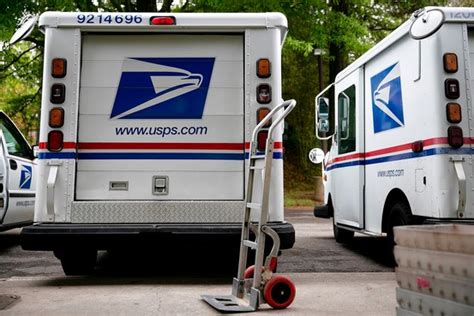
[394,246,474,279]
[396,287,474,315]
[396,267,474,306]
[394,224,474,254]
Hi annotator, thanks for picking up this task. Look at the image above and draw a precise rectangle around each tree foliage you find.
[1,0,465,183]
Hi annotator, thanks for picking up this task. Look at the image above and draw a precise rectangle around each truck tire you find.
[55,249,97,276]
[333,218,354,244]
[386,201,413,262]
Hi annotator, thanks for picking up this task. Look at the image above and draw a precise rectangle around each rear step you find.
[314,204,332,218]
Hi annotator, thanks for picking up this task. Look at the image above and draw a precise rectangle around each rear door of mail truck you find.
[76,34,244,201]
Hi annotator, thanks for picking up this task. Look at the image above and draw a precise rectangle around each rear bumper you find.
[21,222,295,251]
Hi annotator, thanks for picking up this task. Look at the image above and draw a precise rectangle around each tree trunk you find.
[160,0,173,12]
[136,0,157,12]
[328,0,350,83]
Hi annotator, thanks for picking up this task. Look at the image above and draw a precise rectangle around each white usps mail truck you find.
[0,112,36,231]
[312,7,474,246]
[19,12,294,274]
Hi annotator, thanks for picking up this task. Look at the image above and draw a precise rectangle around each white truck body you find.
[0,112,36,231]
[21,12,294,273]
[314,7,474,240]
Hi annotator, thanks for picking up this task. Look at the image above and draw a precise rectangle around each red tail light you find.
[48,131,64,152]
[150,16,175,25]
[257,131,268,152]
[411,141,424,153]
[447,126,463,148]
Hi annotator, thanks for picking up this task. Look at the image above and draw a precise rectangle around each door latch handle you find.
[9,159,17,170]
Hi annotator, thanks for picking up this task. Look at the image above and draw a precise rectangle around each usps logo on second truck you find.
[111,57,215,119]
[371,62,405,133]
[19,165,32,190]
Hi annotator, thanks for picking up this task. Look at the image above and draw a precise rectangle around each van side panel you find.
[35,27,81,223]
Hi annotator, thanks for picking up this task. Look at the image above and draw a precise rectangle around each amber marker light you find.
[52,58,67,78]
[257,107,271,127]
[443,53,458,73]
[49,107,64,128]
[446,103,461,123]
[257,58,271,78]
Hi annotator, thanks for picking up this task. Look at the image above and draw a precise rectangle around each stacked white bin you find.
[393,224,474,316]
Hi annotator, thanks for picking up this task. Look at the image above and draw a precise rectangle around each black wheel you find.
[386,201,413,262]
[55,249,97,276]
[333,218,354,244]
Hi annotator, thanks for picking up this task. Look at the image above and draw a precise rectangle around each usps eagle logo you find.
[111,57,215,119]
[371,62,405,133]
[19,165,32,189]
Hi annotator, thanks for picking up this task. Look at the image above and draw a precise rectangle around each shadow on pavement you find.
[343,236,395,268]
[0,229,21,253]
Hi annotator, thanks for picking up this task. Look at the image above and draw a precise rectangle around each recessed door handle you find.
[9,159,17,170]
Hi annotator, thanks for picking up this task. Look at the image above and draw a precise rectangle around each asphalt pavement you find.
[0,209,397,315]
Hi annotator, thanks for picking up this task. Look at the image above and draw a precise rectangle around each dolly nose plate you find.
[201,295,255,313]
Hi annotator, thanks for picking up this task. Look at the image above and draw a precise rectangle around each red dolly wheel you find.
[244,257,278,278]
[263,275,296,309]
[244,265,257,279]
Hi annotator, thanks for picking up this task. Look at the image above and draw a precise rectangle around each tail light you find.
[447,126,463,148]
[49,108,64,128]
[446,103,461,123]
[257,131,268,152]
[150,16,175,25]
[48,131,64,152]
[443,53,458,73]
[257,84,271,104]
[256,59,271,78]
[411,141,424,153]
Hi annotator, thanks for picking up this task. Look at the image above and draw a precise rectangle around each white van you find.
[312,7,474,247]
[0,112,36,231]
[19,12,295,274]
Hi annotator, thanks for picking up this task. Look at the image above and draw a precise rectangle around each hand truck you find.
[202,99,296,312]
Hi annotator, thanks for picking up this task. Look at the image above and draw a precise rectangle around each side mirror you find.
[308,148,325,164]
[315,83,335,140]
[317,97,330,134]
[32,145,39,158]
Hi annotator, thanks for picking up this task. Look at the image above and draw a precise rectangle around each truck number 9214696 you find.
[77,14,143,24]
